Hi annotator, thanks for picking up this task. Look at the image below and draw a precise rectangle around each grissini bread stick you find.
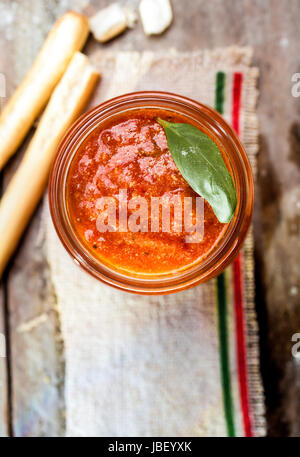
[0,11,89,170]
[0,52,99,277]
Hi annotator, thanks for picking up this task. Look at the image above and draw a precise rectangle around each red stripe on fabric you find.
[232,72,253,437]
[232,73,243,136]
[233,254,253,436]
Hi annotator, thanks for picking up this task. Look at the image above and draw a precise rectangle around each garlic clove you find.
[89,3,132,43]
[139,0,173,36]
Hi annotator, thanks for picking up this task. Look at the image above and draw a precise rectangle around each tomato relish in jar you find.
[66,109,227,274]
[49,92,253,294]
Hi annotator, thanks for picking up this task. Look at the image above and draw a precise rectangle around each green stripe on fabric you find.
[215,71,236,437]
[215,71,226,114]
[217,273,235,437]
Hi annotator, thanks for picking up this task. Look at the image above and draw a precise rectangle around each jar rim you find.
[49,91,254,294]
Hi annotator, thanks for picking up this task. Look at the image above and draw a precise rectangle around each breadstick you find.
[0,11,89,170]
[0,52,99,276]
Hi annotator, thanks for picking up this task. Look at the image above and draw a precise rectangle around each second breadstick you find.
[0,52,99,277]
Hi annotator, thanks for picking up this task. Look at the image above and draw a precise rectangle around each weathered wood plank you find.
[0,3,9,437]
[0,284,9,437]
[0,139,65,437]
[7,202,65,437]
[0,0,69,437]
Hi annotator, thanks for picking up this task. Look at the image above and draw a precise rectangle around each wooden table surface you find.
[0,0,300,437]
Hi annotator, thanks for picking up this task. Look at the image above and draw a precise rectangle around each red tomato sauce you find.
[66,109,228,274]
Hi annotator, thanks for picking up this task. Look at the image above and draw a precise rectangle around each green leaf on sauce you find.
[157,118,237,223]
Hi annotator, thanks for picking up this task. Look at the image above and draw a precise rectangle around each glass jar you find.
[49,91,254,294]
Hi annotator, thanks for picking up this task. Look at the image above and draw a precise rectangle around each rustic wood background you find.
[0,0,300,437]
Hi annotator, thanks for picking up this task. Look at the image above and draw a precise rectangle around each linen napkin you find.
[44,47,265,437]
